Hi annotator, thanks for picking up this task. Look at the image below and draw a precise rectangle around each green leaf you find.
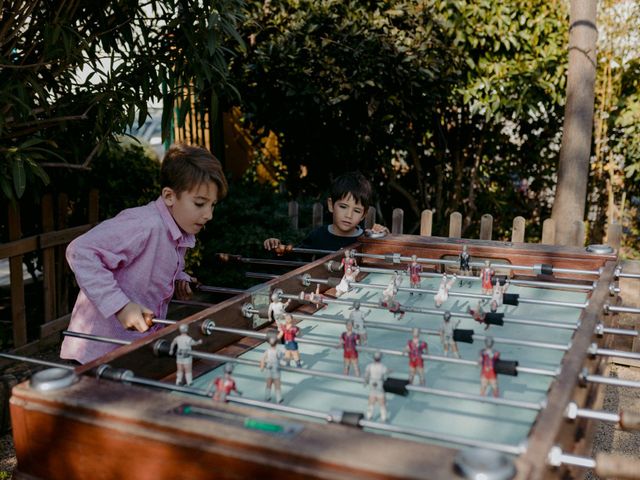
[12,158,26,199]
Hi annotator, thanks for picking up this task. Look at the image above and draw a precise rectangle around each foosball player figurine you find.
[299,284,326,310]
[405,328,428,385]
[490,279,510,312]
[434,273,457,308]
[480,260,494,295]
[349,301,370,345]
[336,265,360,297]
[278,314,302,367]
[407,255,423,292]
[479,336,500,397]
[260,332,284,403]
[469,301,505,330]
[364,351,389,422]
[268,290,291,328]
[341,248,358,273]
[439,311,461,358]
[458,245,472,286]
[169,324,203,386]
[380,272,405,319]
[210,364,241,402]
[340,319,361,376]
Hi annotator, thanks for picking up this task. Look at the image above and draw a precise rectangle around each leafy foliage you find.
[0,0,244,201]
[231,0,569,239]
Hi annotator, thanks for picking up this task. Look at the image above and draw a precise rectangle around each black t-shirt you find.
[299,225,363,251]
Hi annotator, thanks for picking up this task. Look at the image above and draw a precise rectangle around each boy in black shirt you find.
[264,172,385,251]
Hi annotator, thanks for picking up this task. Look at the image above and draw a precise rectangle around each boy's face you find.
[162,181,218,235]
[327,193,366,236]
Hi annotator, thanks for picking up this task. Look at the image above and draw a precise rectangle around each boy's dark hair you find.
[161,144,228,199]
[329,171,372,209]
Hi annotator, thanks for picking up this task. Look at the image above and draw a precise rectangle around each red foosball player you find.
[341,249,358,273]
[407,255,423,291]
[479,336,500,397]
[480,260,494,295]
[169,324,203,386]
[340,320,361,376]
[469,301,490,330]
[405,328,428,385]
[210,364,241,402]
[278,314,302,367]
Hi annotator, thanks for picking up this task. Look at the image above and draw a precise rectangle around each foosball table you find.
[8,234,640,479]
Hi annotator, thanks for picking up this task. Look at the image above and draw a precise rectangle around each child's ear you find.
[327,198,334,213]
[162,187,176,207]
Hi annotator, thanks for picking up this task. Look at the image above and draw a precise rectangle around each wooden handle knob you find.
[142,312,154,327]
[620,409,640,431]
[275,244,293,256]
[596,453,640,479]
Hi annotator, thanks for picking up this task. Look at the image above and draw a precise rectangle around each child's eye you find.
[195,202,206,207]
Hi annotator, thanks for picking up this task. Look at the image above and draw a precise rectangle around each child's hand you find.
[264,237,282,251]
[116,302,153,332]
[365,224,389,237]
[174,279,194,300]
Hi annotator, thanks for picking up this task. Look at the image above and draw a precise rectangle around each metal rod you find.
[352,252,601,276]
[583,373,640,389]
[305,276,588,309]
[616,271,640,279]
[593,348,640,361]
[284,292,577,345]
[196,285,245,295]
[606,304,640,315]
[356,266,594,292]
[0,352,75,370]
[246,272,278,280]
[207,323,558,378]
[62,330,547,412]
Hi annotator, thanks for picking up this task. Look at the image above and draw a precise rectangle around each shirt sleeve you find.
[66,214,152,319]
[175,271,192,282]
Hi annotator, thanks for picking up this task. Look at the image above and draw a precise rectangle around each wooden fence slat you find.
[56,193,70,317]
[606,221,622,250]
[288,201,299,230]
[511,216,526,243]
[420,210,433,237]
[574,220,586,247]
[312,203,323,229]
[8,204,27,347]
[541,218,555,245]
[88,189,99,224]
[365,207,376,230]
[479,214,493,240]
[391,208,404,234]
[0,237,38,260]
[449,212,462,238]
[41,194,57,323]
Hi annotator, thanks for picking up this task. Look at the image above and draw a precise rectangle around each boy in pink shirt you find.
[61,144,227,364]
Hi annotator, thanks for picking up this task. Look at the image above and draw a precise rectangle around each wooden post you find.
[511,217,526,243]
[606,221,622,250]
[391,208,404,234]
[479,214,493,240]
[541,218,556,245]
[449,212,462,238]
[57,193,70,316]
[288,201,299,230]
[8,204,27,347]
[312,203,323,229]
[420,210,433,236]
[573,220,586,247]
[88,189,99,224]
[365,207,376,230]
[41,195,57,323]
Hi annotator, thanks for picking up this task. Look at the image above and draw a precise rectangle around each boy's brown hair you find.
[329,171,372,209]
[161,144,228,199]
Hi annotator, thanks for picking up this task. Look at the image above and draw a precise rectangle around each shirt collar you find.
[154,197,196,248]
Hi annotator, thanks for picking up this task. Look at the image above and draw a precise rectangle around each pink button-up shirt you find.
[61,197,195,364]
